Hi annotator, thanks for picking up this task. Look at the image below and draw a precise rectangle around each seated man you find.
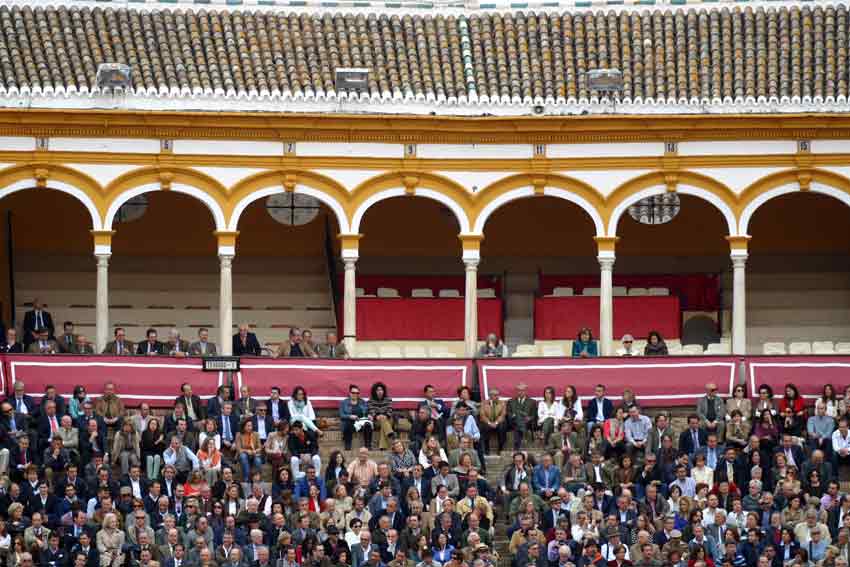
[26,327,58,354]
[232,324,262,356]
[289,421,321,479]
[103,326,134,356]
[0,328,23,353]
[56,321,78,354]
[164,329,190,357]
[137,328,165,356]
[317,332,349,359]
[72,335,95,355]
[188,328,217,356]
[275,327,317,358]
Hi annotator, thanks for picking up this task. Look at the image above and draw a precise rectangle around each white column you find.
[598,255,615,356]
[95,253,110,353]
[343,254,358,356]
[464,258,479,358]
[731,253,748,355]
[219,254,234,355]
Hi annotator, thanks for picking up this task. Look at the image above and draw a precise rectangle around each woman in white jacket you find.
[287,385,323,436]
[537,386,565,445]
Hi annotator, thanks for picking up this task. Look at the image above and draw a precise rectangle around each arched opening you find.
[232,193,342,353]
[747,191,850,351]
[614,194,729,352]
[354,196,467,357]
[110,191,217,347]
[481,196,597,355]
[0,188,94,345]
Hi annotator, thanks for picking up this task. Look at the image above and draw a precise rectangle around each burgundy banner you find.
[477,356,739,406]
[747,356,850,400]
[237,358,474,409]
[4,355,222,405]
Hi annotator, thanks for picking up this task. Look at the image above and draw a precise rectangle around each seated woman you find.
[778,383,806,421]
[726,385,752,426]
[690,453,714,491]
[754,384,777,420]
[288,386,323,437]
[725,410,749,450]
[478,333,508,358]
[753,412,779,455]
[368,382,394,451]
[643,330,669,356]
[603,406,627,458]
[235,419,263,480]
[571,327,598,358]
[537,386,565,445]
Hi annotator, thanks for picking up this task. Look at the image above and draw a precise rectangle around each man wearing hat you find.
[542,496,568,535]
[601,527,630,563]
[661,530,688,563]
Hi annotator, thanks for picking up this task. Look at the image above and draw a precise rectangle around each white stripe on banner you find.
[479,361,736,401]
[748,362,850,398]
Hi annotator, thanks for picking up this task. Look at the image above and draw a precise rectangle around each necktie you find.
[330,345,335,358]
[50,417,58,434]
[118,341,123,354]
[37,311,43,328]
[223,418,231,440]
[692,430,700,450]
[16,399,22,412]
[786,448,794,465]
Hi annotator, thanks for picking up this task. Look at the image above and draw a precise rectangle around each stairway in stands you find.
[13,255,337,349]
[502,272,537,349]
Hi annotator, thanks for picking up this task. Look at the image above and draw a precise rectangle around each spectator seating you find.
[789,341,813,355]
[438,289,460,298]
[763,342,788,355]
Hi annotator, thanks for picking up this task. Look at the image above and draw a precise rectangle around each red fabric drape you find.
[352,298,503,340]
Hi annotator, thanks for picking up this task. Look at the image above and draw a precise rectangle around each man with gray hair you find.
[164,328,189,357]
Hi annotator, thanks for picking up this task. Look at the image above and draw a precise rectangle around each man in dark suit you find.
[217,403,239,457]
[102,327,134,356]
[6,381,37,416]
[36,399,62,453]
[775,433,806,470]
[585,384,614,425]
[205,385,231,420]
[56,321,78,354]
[23,298,54,347]
[507,383,536,450]
[64,511,92,551]
[0,328,23,353]
[137,328,165,356]
[188,328,217,357]
[69,532,99,567]
[232,324,262,356]
[251,406,274,443]
[266,387,290,426]
[174,384,204,425]
[678,414,708,456]
[403,464,432,509]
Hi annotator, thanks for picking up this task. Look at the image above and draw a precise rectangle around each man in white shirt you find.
[833,418,850,469]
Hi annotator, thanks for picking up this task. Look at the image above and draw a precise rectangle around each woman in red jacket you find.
[777,383,807,420]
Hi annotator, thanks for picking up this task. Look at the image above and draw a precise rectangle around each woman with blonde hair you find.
[418,435,448,468]
[96,513,125,567]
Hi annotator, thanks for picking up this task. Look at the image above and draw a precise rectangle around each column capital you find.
[726,235,751,251]
[91,230,115,255]
[219,254,234,268]
[459,233,483,263]
[215,231,239,257]
[339,233,362,262]
[463,258,480,269]
[343,258,358,268]
[95,253,110,266]
[731,255,748,268]
[594,236,619,258]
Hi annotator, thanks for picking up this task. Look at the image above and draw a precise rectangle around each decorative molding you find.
[4,110,850,146]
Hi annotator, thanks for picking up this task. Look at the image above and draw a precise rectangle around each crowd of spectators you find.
[0,301,348,359]
[0,373,848,567]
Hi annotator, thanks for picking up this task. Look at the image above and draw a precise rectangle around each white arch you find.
[472,186,605,236]
[607,185,738,237]
[0,179,103,231]
[350,188,471,234]
[227,184,350,233]
[739,181,850,235]
[105,183,226,231]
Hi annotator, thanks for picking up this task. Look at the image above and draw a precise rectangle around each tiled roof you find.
[0,3,847,111]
